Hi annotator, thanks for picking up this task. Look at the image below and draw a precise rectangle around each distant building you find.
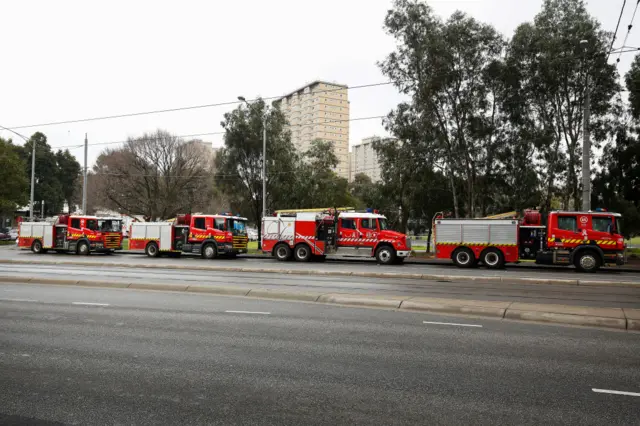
[274,80,350,179]
[349,136,396,183]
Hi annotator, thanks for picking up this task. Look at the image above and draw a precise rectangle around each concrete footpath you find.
[1,272,639,332]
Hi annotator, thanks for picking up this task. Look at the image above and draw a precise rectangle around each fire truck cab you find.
[262,208,411,264]
[18,214,123,255]
[129,213,248,258]
[434,209,626,272]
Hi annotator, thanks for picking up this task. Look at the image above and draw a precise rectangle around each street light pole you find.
[262,113,267,220]
[580,39,591,212]
[30,141,36,219]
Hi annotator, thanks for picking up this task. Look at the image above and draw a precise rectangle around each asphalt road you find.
[2,262,640,308]
[1,283,639,425]
[2,246,640,283]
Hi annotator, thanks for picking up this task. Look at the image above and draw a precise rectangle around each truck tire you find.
[31,240,43,254]
[77,241,90,256]
[294,244,312,262]
[274,243,292,261]
[452,247,474,268]
[202,243,217,260]
[481,248,504,269]
[575,250,600,273]
[375,245,396,265]
[145,242,160,258]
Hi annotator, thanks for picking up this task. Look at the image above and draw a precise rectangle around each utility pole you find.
[41,200,45,219]
[262,113,267,221]
[581,39,591,211]
[82,133,88,214]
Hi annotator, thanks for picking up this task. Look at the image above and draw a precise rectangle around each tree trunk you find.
[447,166,459,218]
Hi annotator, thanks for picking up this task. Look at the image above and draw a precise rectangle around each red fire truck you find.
[129,213,248,258]
[18,215,123,255]
[434,209,626,272]
[262,208,411,264]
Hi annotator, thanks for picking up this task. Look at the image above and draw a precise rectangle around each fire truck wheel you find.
[145,242,160,258]
[31,240,43,254]
[481,248,504,269]
[77,241,90,256]
[294,244,312,262]
[375,245,396,265]
[274,244,292,261]
[574,250,600,273]
[202,243,217,260]
[452,247,475,268]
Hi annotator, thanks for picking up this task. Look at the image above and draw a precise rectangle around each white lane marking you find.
[592,388,640,397]
[423,321,482,328]
[225,310,271,315]
[0,298,38,302]
[72,302,110,307]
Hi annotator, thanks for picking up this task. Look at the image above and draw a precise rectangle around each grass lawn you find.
[627,237,640,246]
[247,240,260,254]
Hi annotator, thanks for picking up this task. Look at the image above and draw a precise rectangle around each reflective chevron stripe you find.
[296,233,323,254]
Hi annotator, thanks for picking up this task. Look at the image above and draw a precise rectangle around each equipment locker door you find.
[160,225,173,251]
[43,226,54,248]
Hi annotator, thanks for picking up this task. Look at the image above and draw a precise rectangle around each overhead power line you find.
[53,115,388,150]
[616,0,640,63]
[608,0,627,61]
[6,81,396,130]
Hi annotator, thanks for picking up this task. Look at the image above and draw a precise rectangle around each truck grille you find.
[233,236,248,249]
[104,233,120,249]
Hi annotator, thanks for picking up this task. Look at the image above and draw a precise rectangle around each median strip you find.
[0,274,638,331]
[0,258,637,287]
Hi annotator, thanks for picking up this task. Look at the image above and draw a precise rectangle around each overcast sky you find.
[1,0,637,166]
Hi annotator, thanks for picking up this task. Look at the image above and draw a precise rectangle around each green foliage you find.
[506,0,617,210]
[0,137,29,216]
[626,55,640,121]
[592,127,640,238]
[296,140,357,209]
[17,132,70,216]
[377,0,620,226]
[215,99,300,223]
[380,1,508,218]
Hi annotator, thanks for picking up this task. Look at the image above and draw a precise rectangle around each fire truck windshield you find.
[379,218,389,230]
[98,219,122,232]
[228,219,247,235]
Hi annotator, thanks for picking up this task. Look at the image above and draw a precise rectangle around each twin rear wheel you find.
[452,247,504,269]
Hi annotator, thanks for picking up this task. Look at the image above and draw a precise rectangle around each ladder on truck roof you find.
[274,207,355,214]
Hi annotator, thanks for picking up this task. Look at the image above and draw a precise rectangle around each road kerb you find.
[246,288,325,302]
[316,293,404,309]
[128,282,189,292]
[623,308,640,331]
[504,277,578,285]
[504,309,626,330]
[0,276,32,284]
[578,280,640,287]
[75,280,130,288]
[186,285,251,296]
[400,297,509,318]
